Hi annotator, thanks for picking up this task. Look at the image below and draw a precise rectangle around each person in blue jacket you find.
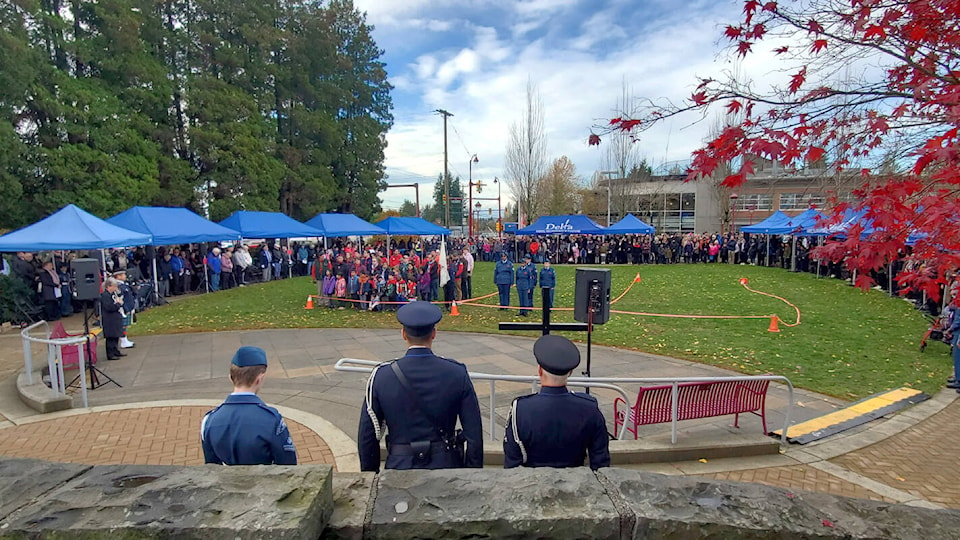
[201,346,297,465]
[503,335,610,470]
[494,251,515,311]
[515,254,537,316]
[538,260,556,309]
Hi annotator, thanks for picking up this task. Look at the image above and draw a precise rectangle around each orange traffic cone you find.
[305,295,314,310]
[767,315,780,333]
[450,301,460,316]
[740,277,749,285]
[634,273,641,283]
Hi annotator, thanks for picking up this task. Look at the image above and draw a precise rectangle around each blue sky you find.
[353,0,748,211]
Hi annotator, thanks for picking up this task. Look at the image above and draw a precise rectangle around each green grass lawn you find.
[135,262,951,400]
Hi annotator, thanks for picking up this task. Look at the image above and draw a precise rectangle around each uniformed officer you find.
[358,302,483,472]
[201,346,297,465]
[504,335,610,470]
[515,254,537,316]
[494,251,514,311]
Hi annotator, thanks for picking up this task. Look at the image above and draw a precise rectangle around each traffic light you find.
[442,194,447,204]
[496,221,503,232]
[475,182,483,194]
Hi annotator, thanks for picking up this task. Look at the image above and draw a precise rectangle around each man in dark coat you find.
[99,277,125,360]
[504,335,610,470]
[358,302,483,472]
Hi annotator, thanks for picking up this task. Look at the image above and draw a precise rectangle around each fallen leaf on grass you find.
[698,458,708,463]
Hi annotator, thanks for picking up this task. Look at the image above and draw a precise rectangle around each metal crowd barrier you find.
[21,321,90,408]
[335,358,793,445]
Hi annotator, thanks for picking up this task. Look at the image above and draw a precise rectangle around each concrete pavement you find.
[0,325,956,509]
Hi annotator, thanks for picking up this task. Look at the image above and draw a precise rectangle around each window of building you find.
[779,193,824,210]
[735,194,772,211]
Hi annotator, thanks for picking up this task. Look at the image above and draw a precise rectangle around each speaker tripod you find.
[68,302,121,390]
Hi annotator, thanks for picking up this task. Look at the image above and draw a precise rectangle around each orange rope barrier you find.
[739,278,802,327]
[307,275,802,328]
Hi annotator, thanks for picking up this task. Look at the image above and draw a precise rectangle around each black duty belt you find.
[389,441,448,456]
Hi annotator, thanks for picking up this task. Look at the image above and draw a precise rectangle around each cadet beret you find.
[534,335,580,375]
[397,302,442,336]
[231,346,268,367]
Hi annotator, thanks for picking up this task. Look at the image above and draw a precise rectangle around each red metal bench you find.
[613,379,770,439]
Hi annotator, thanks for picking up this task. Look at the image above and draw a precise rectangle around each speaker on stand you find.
[573,268,611,392]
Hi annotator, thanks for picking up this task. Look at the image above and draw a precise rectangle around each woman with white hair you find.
[100,277,125,360]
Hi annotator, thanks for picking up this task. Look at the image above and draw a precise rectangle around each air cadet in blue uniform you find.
[358,302,483,472]
[538,260,556,309]
[494,251,514,311]
[515,254,537,316]
[504,335,610,470]
[201,346,297,465]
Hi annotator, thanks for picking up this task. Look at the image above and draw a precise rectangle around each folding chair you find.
[13,296,43,325]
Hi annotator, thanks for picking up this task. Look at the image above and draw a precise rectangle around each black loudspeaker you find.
[574,268,611,325]
[73,258,102,301]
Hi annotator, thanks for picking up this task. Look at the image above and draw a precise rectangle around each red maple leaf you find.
[737,40,753,57]
[811,39,828,53]
[822,519,835,528]
[762,1,777,12]
[773,46,789,54]
[588,134,601,146]
[788,67,807,93]
[691,91,709,105]
[726,100,743,114]
[808,19,824,34]
[724,25,742,39]
[864,25,887,40]
[807,146,826,162]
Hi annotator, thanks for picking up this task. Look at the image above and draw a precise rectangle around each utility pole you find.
[435,109,453,227]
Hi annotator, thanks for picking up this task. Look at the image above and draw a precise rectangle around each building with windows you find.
[591,157,859,234]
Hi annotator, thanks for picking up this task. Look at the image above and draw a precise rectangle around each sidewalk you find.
[0,327,956,508]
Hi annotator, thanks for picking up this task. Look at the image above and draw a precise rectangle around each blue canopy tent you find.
[0,204,152,252]
[757,208,825,271]
[108,206,242,294]
[740,211,791,234]
[605,214,655,235]
[517,215,606,235]
[375,217,451,259]
[219,210,323,239]
[108,206,240,245]
[305,213,386,238]
[802,208,869,237]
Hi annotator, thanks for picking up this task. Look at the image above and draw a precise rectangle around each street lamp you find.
[729,193,739,235]
[493,177,502,240]
[468,154,478,237]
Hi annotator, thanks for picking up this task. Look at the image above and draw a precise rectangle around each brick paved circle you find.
[830,398,960,508]
[0,406,337,470]
[700,465,894,503]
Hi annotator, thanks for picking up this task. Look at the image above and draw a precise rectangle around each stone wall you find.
[3,458,960,539]
[329,468,960,540]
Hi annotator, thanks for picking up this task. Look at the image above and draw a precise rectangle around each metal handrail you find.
[21,321,90,408]
[335,358,793,445]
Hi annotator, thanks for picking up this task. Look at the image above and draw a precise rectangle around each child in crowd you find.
[359,272,372,310]
[322,269,336,308]
[334,273,347,309]
[386,271,398,311]
[348,270,360,309]
[406,278,418,303]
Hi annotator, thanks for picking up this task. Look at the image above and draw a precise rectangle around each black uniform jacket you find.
[358,347,483,472]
